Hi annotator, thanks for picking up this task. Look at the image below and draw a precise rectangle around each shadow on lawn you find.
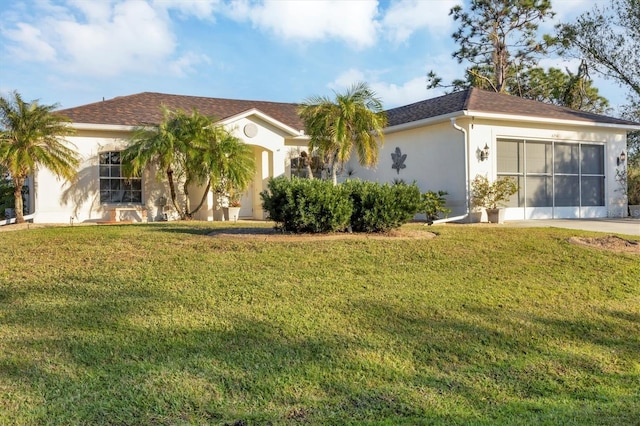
[0,278,438,424]
[345,299,640,423]
[2,281,638,424]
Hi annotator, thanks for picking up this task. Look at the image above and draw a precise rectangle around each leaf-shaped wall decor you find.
[391,147,407,174]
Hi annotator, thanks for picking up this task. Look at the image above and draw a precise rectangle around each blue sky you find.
[0,0,626,113]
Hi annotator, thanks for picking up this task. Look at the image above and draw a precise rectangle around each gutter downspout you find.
[431,118,470,224]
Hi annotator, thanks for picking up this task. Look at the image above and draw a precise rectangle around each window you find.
[497,140,604,208]
[99,151,142,204]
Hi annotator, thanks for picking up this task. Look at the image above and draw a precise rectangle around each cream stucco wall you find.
[462,116,628,219]
[346,115,630,221]
[30,113,298,224]
[24,107,633,224]
[345,121,467,218]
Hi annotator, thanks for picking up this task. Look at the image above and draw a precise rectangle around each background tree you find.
[428,0,607,111]
[298,82,387,185]
[510,64,609,113]
[558,0,640,161]
[429,0,556,93]
[122,107,254,219]
[0,91,79,224]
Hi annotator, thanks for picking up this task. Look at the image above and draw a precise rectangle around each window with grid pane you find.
[99,152,142,204]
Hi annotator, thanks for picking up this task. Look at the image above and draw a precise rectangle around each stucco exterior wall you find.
[345,121,467,217]
[346,116,629,221]
[23,106,632,224]
[463,116,628,219]
[29,113,296,224]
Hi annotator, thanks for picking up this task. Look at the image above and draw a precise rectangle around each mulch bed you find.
[569,235,640,254]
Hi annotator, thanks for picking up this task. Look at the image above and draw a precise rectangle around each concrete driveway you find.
[504,218,640,236]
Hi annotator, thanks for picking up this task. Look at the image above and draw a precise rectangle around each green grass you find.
[0,222,638,425]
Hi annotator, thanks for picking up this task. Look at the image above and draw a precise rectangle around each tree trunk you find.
[190,179,211,217]
[13,175,25,224]
[182,179,191,220]
[305,159,314,180]
[166,168,183,219]
[331,162,338,186]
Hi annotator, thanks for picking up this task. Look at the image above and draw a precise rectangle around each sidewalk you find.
[504,218,640,236]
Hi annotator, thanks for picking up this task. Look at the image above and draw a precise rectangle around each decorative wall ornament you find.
[391,147,407,174]
[243,123,258,138]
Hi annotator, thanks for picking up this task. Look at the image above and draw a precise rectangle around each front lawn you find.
[0,223,638,424]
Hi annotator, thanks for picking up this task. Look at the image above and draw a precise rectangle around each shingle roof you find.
[57,92,304,130]
[387,88,639,128]
[59,88,638,133]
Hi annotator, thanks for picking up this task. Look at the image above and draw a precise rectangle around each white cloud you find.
[52,1,176,76]
[550,0,608,21]
[66,0,115,23]
[3,23,57,62]
[235,0,380,49]
[0,0,225,78]
[168,52,212,77]
[537,57,582,73]
[328,66,448,108]
[153,0,222,20]
[382,0,457,43]
[327,68,367,91]
[372,77,434,108]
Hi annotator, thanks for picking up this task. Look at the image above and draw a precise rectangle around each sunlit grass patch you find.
[0,223,638,424]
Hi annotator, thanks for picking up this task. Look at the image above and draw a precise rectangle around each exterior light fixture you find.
[480,144,490,161]
[617,151,626,166]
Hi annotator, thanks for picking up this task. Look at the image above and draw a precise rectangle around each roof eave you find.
[465,111,640,131]
[219,108,304,136]
[385,110,640,133]
[384,111,465,134]
[70,122,139,132]
[284,135,310,146]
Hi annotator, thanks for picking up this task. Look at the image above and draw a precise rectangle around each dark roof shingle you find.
[387,88,639,128]
[59,89,639,132]
[57,92,304,130]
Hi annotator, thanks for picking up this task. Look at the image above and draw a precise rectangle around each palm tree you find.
[123,107,207,219]
[122,107,255,219]
[0,91,79,223]
[209,130,255,206]
[298,82,387,185]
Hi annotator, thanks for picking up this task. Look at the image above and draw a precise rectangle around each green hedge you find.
[260,177,352,233]
[260,177,424,233]
[342,180,423,232]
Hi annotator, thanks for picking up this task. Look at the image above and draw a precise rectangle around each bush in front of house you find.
[260,177,353,233]
[343,180,423,232]
[261,177,424,233]
[628,166,640,206]
[422,190,451,224]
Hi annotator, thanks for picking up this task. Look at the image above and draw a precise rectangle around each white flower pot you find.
[226,207,241,222]
[486,208,505,224]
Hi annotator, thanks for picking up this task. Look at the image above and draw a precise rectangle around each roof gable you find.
[387,88,639,128]
[57,92,304,131]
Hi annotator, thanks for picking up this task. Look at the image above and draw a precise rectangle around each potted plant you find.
[226,190,242,222]
[211,134,256,221]
[470,175,518,224]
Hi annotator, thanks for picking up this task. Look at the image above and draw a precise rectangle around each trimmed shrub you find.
[343,180,423,232]
[423,190,451,224]
[260,177,352,233]
[261,178,423,233]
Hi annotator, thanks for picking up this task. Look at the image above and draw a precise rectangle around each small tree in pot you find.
[471,175,518,224]
[211,133,255,221]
